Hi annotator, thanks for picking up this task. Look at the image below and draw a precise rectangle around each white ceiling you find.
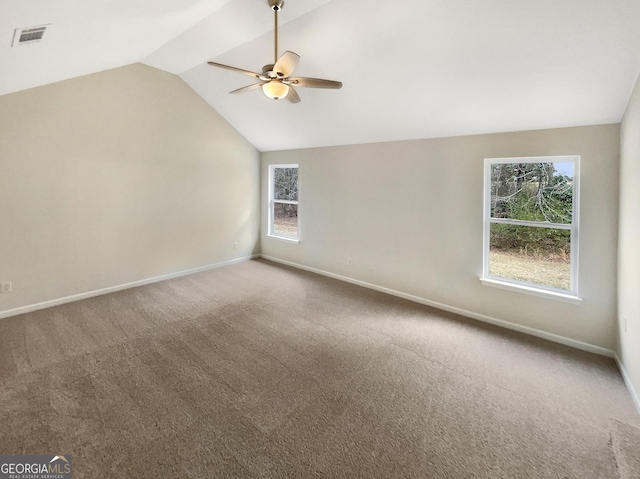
[3,0,640,151]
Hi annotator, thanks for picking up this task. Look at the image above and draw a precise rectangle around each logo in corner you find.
[0,454,73,478]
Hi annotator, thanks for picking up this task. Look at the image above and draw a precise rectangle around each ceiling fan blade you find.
[289,77,343,89]
[229,83,265,94]
[207,61,262,79]
[286,85,301,104]
[273,51,300,78]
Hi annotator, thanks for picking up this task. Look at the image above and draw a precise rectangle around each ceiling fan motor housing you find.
[268,0,284,11]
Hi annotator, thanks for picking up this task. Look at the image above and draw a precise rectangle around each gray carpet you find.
[610,419,640,479]
[0,259,637,478]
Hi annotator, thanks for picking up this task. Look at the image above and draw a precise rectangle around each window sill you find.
[266,234,299,244]
[480,277,582,304]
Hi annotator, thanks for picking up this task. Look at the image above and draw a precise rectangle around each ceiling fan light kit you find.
[263,81,289,100]
[207,0,342,104]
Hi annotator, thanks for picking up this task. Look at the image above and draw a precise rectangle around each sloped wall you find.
[0,63,260,314]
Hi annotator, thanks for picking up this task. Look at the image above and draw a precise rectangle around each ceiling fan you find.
[207,0,342,103]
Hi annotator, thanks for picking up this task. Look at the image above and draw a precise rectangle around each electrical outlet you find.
[1,281,12,293]
[233,242,238,250]
[347,257,352,265]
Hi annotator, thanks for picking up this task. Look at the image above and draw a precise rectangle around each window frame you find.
[481,155,581,303]
[268,163,299,242]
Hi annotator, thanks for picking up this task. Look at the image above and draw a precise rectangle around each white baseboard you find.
[260,255,615,358]
[615,354,640,415]
[0,254,259,320]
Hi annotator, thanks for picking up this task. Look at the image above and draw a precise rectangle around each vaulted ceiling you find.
[3,0,640,151]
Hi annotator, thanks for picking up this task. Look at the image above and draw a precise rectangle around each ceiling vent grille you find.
[12,24,50,47]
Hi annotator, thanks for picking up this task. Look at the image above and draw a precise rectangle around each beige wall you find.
[262,124,620,350]
[0,63,260,314]
[618,73,640,408]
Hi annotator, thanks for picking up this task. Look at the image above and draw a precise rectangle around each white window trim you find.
[267,164,299,242]
[481,155,580,302]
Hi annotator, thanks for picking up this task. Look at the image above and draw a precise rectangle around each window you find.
[482,156,580,300]
[268,164,299,240]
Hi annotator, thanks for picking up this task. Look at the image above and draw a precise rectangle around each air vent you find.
[12,24,50,47]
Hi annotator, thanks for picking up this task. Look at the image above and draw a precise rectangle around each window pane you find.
[490,162,574,224]
[274,203,298,237]
[489,223,571,290]
[274,167,298,201]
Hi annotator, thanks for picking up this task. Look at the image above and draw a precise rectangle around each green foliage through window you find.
[490,162,573,224]
[484,157,578,294]
[490,162,573,256]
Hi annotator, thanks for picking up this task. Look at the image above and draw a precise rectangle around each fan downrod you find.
[268,0,284,63]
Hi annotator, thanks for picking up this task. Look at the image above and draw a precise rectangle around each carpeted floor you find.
[0,259,637,478]
[610,419,640,479]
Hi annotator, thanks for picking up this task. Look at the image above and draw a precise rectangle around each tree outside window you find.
[269,165,299,239]
[483,156,579,297]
